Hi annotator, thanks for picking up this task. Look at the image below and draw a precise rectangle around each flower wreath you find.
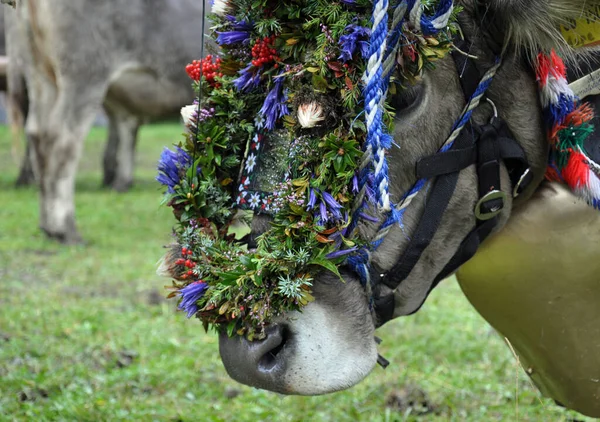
[157,0,599,340]
[157,0,459,339]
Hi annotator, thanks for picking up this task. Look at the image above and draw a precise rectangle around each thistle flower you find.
[233,64,261,92]
[211,0,229,16]
[180,105,197,131]
[339,24,371,62]
[156,147,192,193]
[260,74,289,130]
[297,102,325,128]
[178,281,208,318]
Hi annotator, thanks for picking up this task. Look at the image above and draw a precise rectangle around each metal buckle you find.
[512,168,531,198]
[474,190,506,221]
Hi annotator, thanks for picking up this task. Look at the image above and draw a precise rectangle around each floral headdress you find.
[156,0,459,339]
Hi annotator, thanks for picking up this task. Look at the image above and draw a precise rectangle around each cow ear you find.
[479,0,600,58]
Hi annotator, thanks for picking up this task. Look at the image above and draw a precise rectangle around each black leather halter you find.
[371,37,534,325]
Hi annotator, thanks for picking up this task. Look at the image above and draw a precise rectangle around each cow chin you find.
[218,270,378,395]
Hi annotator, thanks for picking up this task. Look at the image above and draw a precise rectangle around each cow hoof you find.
[15,169,36,188]
[41,227,84,245]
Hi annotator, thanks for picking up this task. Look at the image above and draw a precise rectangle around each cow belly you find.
[106,66,190,119]
[456,182,600,417]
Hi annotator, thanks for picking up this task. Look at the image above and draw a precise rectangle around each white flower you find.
[297,102,325,128]
[180,105,196,132]
[211,0,230,16]
[245,153,257,172]
[249,193,261,208]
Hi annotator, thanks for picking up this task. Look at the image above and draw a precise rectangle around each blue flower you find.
[260,74,289,130]
[338,24,371,62]
[225,15,253,31]
[307,188,317,210]
[218,16,252,45]
[321,191,343,220]
[319,201,328,223]
[217,30,251,45]
[340,0,356,5]
[315,190,344,223]
[352,174,359,193]
[233,64,261,92]
[326,246,358,259]
[156,147,192,193]
[178,282,208,318]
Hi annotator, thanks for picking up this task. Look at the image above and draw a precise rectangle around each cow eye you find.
[390,84,423,113]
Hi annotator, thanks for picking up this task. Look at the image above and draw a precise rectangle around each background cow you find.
[5,0,208,243]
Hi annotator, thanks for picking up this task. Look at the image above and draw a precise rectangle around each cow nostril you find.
[258,325,290,372]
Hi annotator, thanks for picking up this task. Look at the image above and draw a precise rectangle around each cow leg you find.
[15,140,37,186]
[101,108,119,188]
[102,101,141,192]
[27,81,103,244]
[11,78,36,187]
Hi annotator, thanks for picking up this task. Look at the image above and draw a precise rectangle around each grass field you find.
[0,123,593,421]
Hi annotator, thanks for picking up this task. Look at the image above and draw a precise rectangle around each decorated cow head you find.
[158,0,600,395]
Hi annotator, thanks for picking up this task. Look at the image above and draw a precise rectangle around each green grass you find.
[0,124,592,421]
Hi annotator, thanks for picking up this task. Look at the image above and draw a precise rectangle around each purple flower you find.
[340,0,355,4]
[307,189,317,210]
[156,147,192,193]
[319,201,328,223]
[178,281,208,318]
[326,246,359,259]
[234,64,261,92]
[217,30,251,45]
[225,15,253,31]
[198,107,215,122]
[352,174,359,193]
[359,212,380,223]
[338,24,371,62]
[317,191,343,223]
[178,282,208,318]
[260,74,289,130]
[322,191,342,212]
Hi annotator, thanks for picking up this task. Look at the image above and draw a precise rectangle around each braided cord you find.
[364,0,392,211]
[348,0,475,287]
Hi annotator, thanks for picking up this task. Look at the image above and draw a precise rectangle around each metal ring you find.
[474,190,506,221]
[512,168,531,198]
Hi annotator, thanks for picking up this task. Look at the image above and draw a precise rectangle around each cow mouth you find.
[219,323,292,394]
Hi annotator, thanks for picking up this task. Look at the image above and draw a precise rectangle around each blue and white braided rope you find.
[364,0,392,211]
[348,0,466,286]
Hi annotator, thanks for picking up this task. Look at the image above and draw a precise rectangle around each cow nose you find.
[219,324,290,392]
